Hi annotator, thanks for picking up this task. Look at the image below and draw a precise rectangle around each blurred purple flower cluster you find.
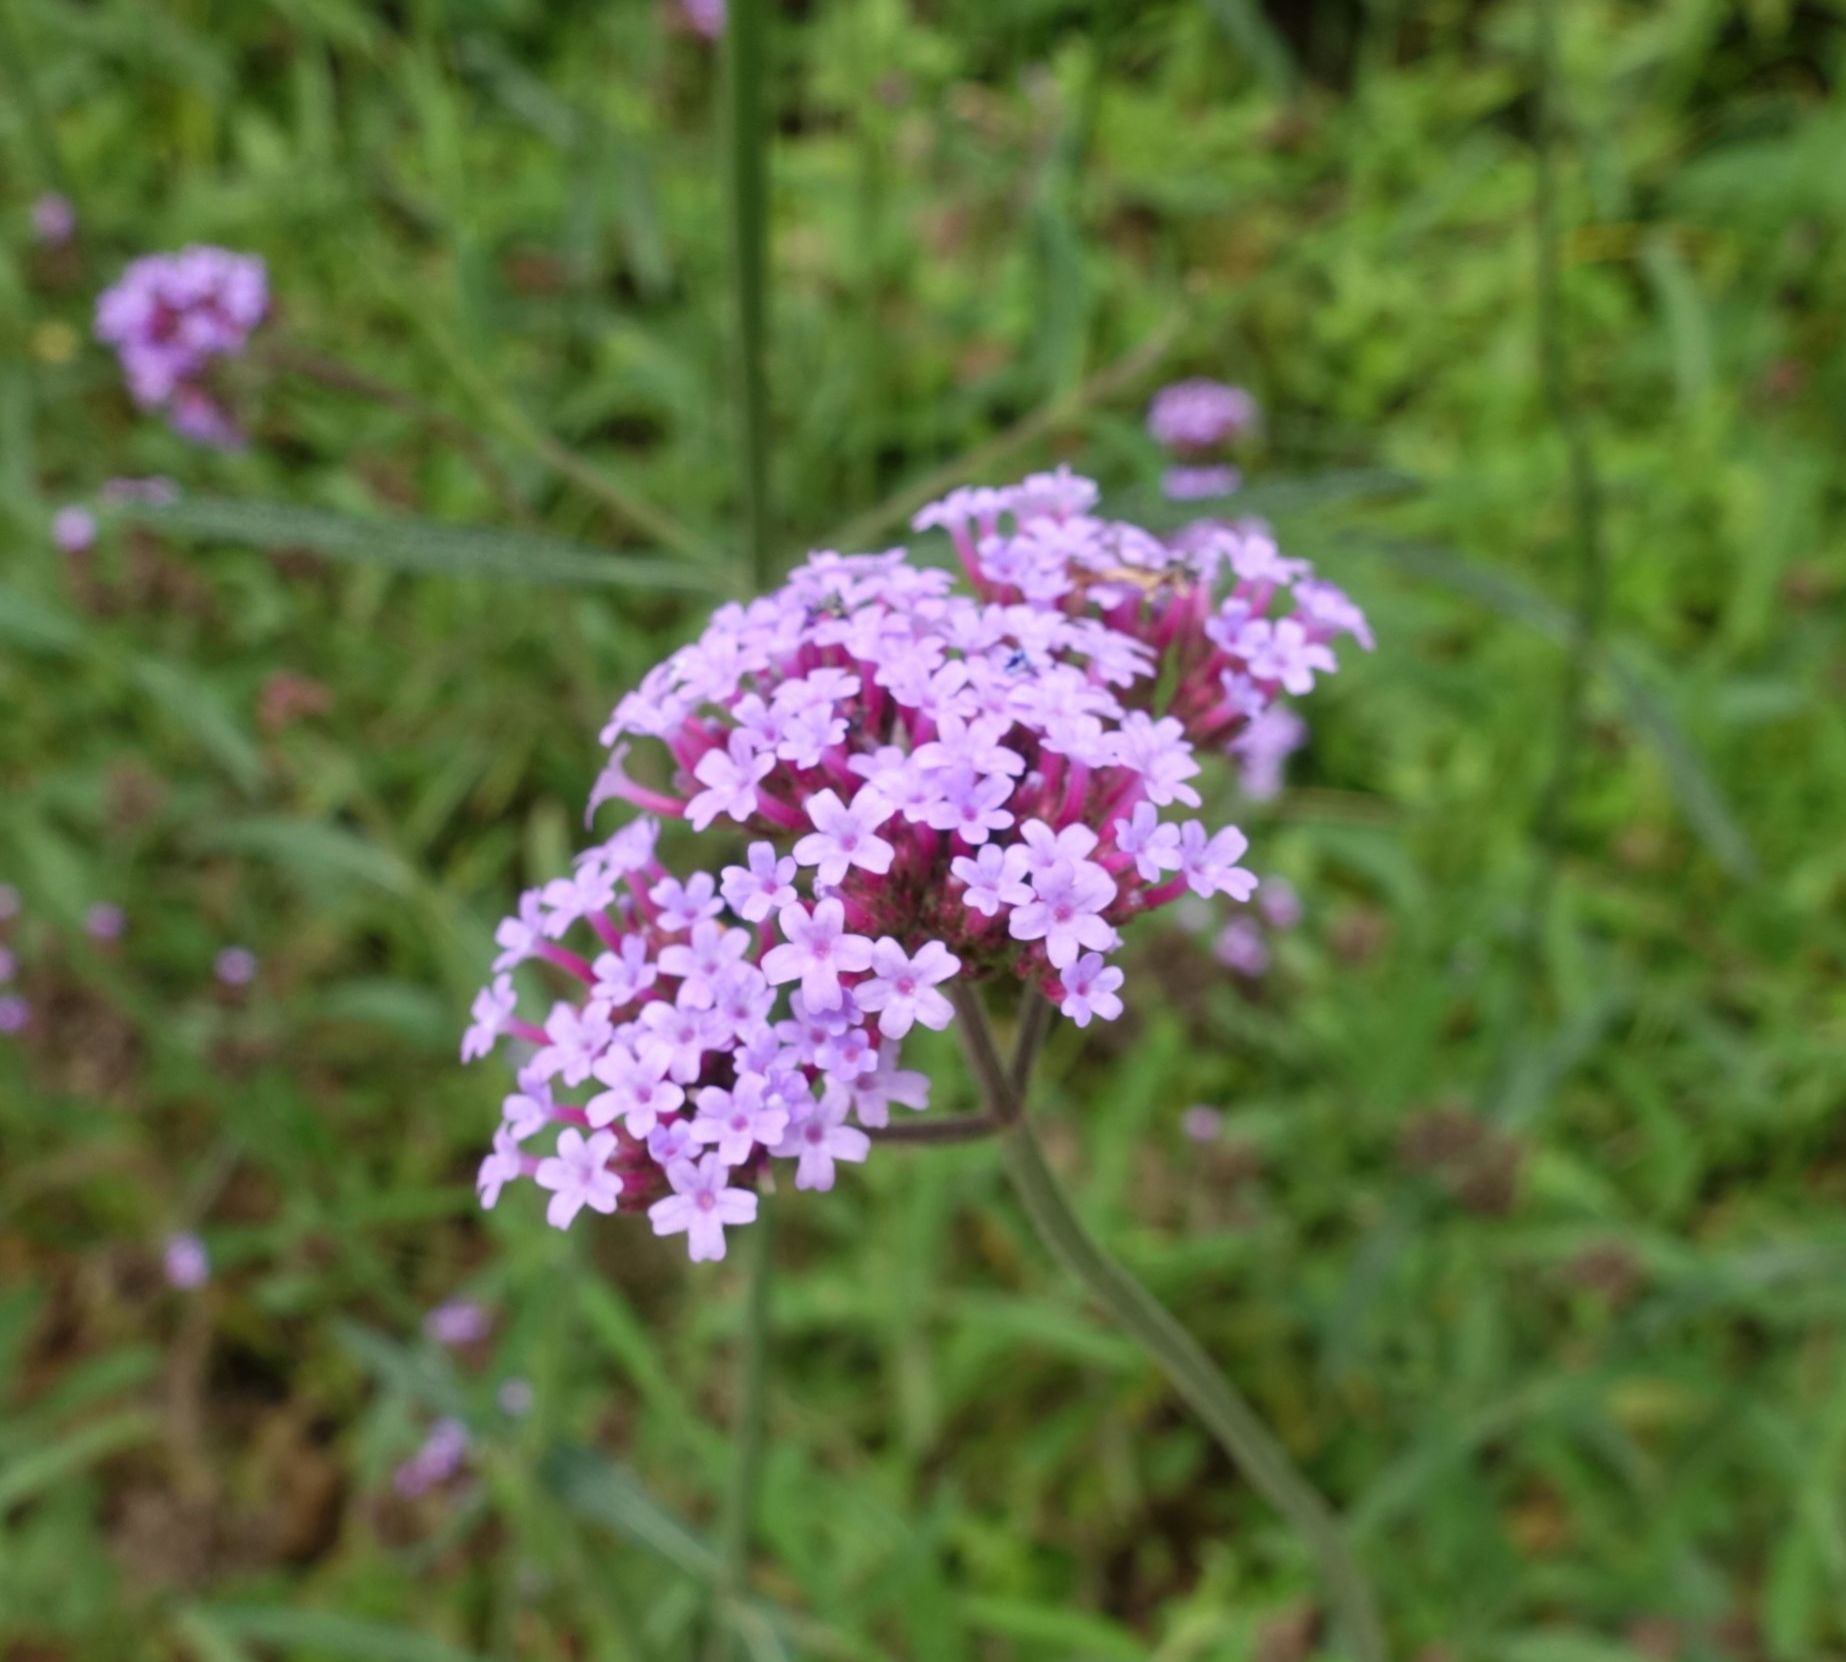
[463,467,1369,1261]
[1147,378,1258,503]
[94,247,268,446]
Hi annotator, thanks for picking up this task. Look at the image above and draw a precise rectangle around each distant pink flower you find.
[31,192,75,247]
[214,946,258,987]
[1215,917,1269,977]
[52,506,95,554]
[94,247,268,443]
[163,1232,210,1289]
[425,1300,493,1346]
[0,996,29,1035]
[0,946,14,984]
[1147,379,1258,450]
[394,1417,468,1498]
[1162,465,1240,501]
[1181,1105,1224,1143]
[84,902,124,942]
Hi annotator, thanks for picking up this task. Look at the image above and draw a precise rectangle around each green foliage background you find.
[2,1,1843,1657]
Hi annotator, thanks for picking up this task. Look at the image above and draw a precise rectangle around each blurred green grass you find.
[2,1,1844,1658]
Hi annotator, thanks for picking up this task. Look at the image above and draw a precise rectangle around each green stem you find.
[958,1001,1388,1660]
[708,1193,774,1662]
[722,0,773,588]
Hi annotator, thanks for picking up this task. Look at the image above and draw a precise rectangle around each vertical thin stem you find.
[707,1194,774,1662]
[1490,0,1610,1112]
[959,999,1389,1661]
[0,0,70,198]
[722,0,773,588]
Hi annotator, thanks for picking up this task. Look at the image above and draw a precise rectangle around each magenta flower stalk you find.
[94,247,268,447]
[461,466,1384,1655]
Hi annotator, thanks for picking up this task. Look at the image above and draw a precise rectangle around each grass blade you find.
[195,1608,492,1662]
[0,1408,159,1514]
[116,496,729,594]
[723,0,773,587]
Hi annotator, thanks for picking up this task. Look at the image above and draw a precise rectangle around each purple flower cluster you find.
[462,468,1368,1260]
[94,247,268,446]
[32,193,76,249]
[1148,378,1258,504]
[676,0,725,37]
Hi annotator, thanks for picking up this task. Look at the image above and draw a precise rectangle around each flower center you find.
[697,1191,716,1212]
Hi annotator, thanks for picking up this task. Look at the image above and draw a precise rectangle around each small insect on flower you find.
[461,469,1368,1259]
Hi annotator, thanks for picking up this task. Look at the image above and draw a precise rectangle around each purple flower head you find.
[1163,464,1241,502]
[394,1417,469,1498]
[676,0,725,38]
[459,467,1366,1258]
[53,506,96,554]
[1215,917,1270,977]
[1148,380,1258,451]
[214,945,258,987]
[94,247,268,442]
[32,192,75,247]
[0,996,28,1036]
[1181,1105,1224,1144]
[425,1300,492,1347]
[163,1232,210,1290]
[85,902,125,942]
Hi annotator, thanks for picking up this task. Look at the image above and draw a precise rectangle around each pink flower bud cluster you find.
[94,247,268,446]
[1147,378,1259,502]
[461,468,1369,1261]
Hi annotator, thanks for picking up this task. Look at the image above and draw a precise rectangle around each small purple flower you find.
[52,506,95,554]
[394,1417,469,1498]
[677,0,725,37]
[0,996,28,1036]
[94,247,269,442]
[687,731,774,830]
[163,1232,210,1290]
[425,1300,493,1347]
[461,974,517,1063]
[31,192,75,248]
[1175,823,1256,902]
[691,1077,789,1164]
[1162,465,1241,501]
[498,1378,535,1418]
[535,1128,623,1229]
[587,1046,684,1137]
[855,938,960,1039]
[1237,618,1337,698]
[1010,861,1118,970]
[762,899,873,1013]
[951,842,1032,917]
[0,946,14,984]
[774,1093,870,1191]
[1057,953,1124,1027]
[721,842,798,923]
[792,788,896,887]
[1147,379,1258,450]
[1181,1105,1224,1143]
[1215,917,1270,977]
[214,945,258,987]
[84,902,124,942]
[1259,877,1301,931]
[648,1155,757,1262]
[650,871,723,933]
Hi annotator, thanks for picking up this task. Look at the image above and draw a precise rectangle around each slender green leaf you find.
[0,1408,159,1513]
[118,496,725,594]
[196,1607,492,1662]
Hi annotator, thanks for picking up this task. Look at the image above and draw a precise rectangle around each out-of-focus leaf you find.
[119,496,725,593]
[194,1607,491,1662]
[129,656,266,793]
[0,1409,159,1513]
